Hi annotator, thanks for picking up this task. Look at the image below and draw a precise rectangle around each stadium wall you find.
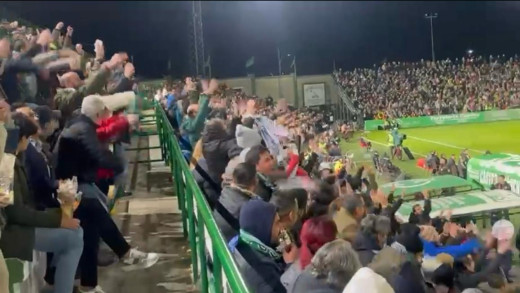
[218,74,339,107]
[364,108,520,130]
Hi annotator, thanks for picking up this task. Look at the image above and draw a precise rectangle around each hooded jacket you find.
[235,124,262,149]
[230,200,287,293]
[213,186,257,241]
[201,121,242,185]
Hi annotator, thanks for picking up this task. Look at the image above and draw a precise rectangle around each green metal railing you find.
[155,103,250,293]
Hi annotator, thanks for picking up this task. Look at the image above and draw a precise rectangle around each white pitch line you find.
[365,138,428,157]
[406,135,485,154]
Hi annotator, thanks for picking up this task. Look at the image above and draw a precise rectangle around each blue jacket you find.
[166,93,176,110]
[166,94,184,130]
[422,237,481,259]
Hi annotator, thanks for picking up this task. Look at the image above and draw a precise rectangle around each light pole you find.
[424,12,438,62]
[288,54,298,108]
[277,47,283,100]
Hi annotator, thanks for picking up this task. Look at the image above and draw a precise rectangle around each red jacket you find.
[96,114,130,142]
[96,114,129,180]
[286,153,308,177]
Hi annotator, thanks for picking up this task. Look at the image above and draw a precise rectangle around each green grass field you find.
[341,120,520,181]
[341,120,520,265]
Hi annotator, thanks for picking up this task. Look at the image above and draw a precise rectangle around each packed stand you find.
[333,56,520,121]
[156,73,519,292]
[0,19,160,293]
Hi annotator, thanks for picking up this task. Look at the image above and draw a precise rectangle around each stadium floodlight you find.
[424,12,438,62]
[467,49,474,54]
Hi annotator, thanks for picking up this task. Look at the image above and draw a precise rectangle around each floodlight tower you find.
[191,1,206,77]
[424,12,438,62]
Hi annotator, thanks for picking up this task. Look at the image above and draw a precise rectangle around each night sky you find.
[2,1,520,79]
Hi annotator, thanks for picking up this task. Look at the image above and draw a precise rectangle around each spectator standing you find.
[201,118,243,186]
[54,95,157,293]
[334,196,366,243]
[214,163,259,241]
[408,190,431,225]
[352,214,391,266]
[245,145,277,202]
[181,79,215,147]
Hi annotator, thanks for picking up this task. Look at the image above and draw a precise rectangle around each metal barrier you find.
[155,103,250,293]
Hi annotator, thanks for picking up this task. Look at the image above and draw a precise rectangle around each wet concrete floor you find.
[96,129,197,293]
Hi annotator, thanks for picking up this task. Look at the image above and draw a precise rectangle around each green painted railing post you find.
[197,212,208,293]
[163,124,170,167]
[186,184,199,282]
[212,243,223,293]
[174,159,187,238]
[155,104,166,162]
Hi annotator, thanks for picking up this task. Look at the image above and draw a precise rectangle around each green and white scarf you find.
[239,229,281,261]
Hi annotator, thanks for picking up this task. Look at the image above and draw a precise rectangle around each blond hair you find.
[419,225,440,243]
[190,139,203,170]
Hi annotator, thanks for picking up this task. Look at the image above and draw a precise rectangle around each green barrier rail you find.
[155,103,250,293]
[364,108,520,130]
[467,153,520,195]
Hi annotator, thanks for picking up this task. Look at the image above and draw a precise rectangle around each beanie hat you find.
[98,91,136,112]
[236,124,262,149]
[239,200,277,246]
[81,95,106,119]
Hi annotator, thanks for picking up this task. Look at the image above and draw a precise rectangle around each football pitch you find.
[340,120,520,180]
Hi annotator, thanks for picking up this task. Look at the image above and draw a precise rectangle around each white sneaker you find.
[79,285,106,293]
[123,248,159,268]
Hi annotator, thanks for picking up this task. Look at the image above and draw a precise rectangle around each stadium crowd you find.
[155,64,519,292]
[0,20,159,293]
[1,13,517,293]
[333,56,520,120]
